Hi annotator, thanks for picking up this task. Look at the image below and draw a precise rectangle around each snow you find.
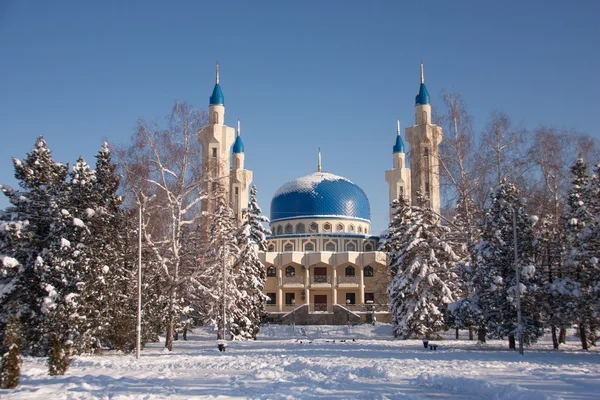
[273,171,351,196]
[73,217,85,228]
[1,255,19,269]
[60,238,71,248]
[4,325,600,399]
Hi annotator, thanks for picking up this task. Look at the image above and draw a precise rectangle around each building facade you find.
[199,63,442,324]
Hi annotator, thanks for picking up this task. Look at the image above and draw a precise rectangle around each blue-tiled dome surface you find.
[271,172,371,222]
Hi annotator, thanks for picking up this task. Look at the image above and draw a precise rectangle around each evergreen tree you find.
[387,193,459,339]
[0,315,22,389]
[0,136,68,354]
[563,159,599,349]
[472,182,544,347]
[232,186,270,340]
[379,195,412,276]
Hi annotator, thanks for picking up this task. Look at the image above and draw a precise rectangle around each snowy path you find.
[3,325,600,399]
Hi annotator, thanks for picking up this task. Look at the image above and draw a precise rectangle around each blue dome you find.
[415,83,430,105]
[393,135,405,153]
[271,172,371,222]
[232,135,244,154]
[209,83,224,106]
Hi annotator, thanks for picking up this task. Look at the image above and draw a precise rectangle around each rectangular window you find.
[345,293,356,305]
[212,148,217,158]
[266,293,276,304]
[285,292,295,306]
[364,293,375,303]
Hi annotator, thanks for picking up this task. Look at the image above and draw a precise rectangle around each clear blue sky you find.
[1,0,598,233]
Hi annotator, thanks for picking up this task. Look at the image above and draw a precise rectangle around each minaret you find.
[405,62,443,213]
[385,118,411,220]
[230,119,253,223]
[199,62,236,215]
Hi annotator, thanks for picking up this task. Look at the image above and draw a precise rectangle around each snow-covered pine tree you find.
[232,185,271,340]
[387,192,459,339]
[472,181,544,347]
[0,315,22,389]
[0,136,68,354]
[536,215,578,349]
[379,195,412,276]
[199,185,242,340]
[563,159,598,349]
[37,157,98,354]
[88,143,136,351]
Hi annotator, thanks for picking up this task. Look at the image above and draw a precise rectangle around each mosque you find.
[199,63,442,324]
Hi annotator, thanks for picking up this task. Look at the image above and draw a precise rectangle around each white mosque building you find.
[199,63,442,325]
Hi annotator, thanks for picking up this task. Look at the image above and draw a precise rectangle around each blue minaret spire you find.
[393,118,405,153]
[209,62,225,106]
[232,118,245,153]
[415,61,430,106]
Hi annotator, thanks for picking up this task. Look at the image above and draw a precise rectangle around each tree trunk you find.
[551,325,559,349]
[174,331,179,341]
[183,327,188,341]
[579,323,588,350]
[508,334,516,349]
[559,328,566,344]
[165,319,174,351]
[469,327,473,341]
[455,328,459,340]
[477,327,486,343]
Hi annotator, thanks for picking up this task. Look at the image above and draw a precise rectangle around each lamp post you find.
[512,209,524,356]
[291,298,296,331]
[136,193,154,360]
[346,299,351,325]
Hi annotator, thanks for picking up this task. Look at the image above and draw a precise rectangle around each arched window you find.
[310,222,318,233]
[277,226,283,235]
[349,225,355,233]
[213,111,219,124]
[236,158,240,169]
[422,111,428,124]
[268,244,275,252]
[285,224,293,234]
[364,266,374,277]
[285,266,295,277]
[284,243,293,252]
[305,243,314,251]
[365,243,373,252]
[296,223,305,234]
[358,226,363,234]
[325,242,336,251]
[337,223,344,232]
[323,223,332,232]
[267,266,276,277]
[346,243,356,251]
[345,266,356,277]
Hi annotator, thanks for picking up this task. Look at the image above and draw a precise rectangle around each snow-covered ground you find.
[3,324,600,399]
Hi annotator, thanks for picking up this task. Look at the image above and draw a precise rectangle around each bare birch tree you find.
[117,101,208,351]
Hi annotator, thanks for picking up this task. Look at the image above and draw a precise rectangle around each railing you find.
[311,275,330,285]
[265,304,278,311]
[337,276,359,285]
[282,276,305,286]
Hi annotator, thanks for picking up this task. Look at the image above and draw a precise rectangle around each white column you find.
[359,266,365,305]
[305,266,310,307]
[331,266,337,305]
[277,266,283,312]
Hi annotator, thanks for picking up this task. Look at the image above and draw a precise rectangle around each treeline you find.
[0,102,269,382]
[383,92,600,350]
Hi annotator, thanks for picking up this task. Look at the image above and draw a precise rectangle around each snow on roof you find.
[273,172,352,197]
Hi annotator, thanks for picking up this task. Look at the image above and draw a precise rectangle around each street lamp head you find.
[346,299,350,305]
[292,298,295,305]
